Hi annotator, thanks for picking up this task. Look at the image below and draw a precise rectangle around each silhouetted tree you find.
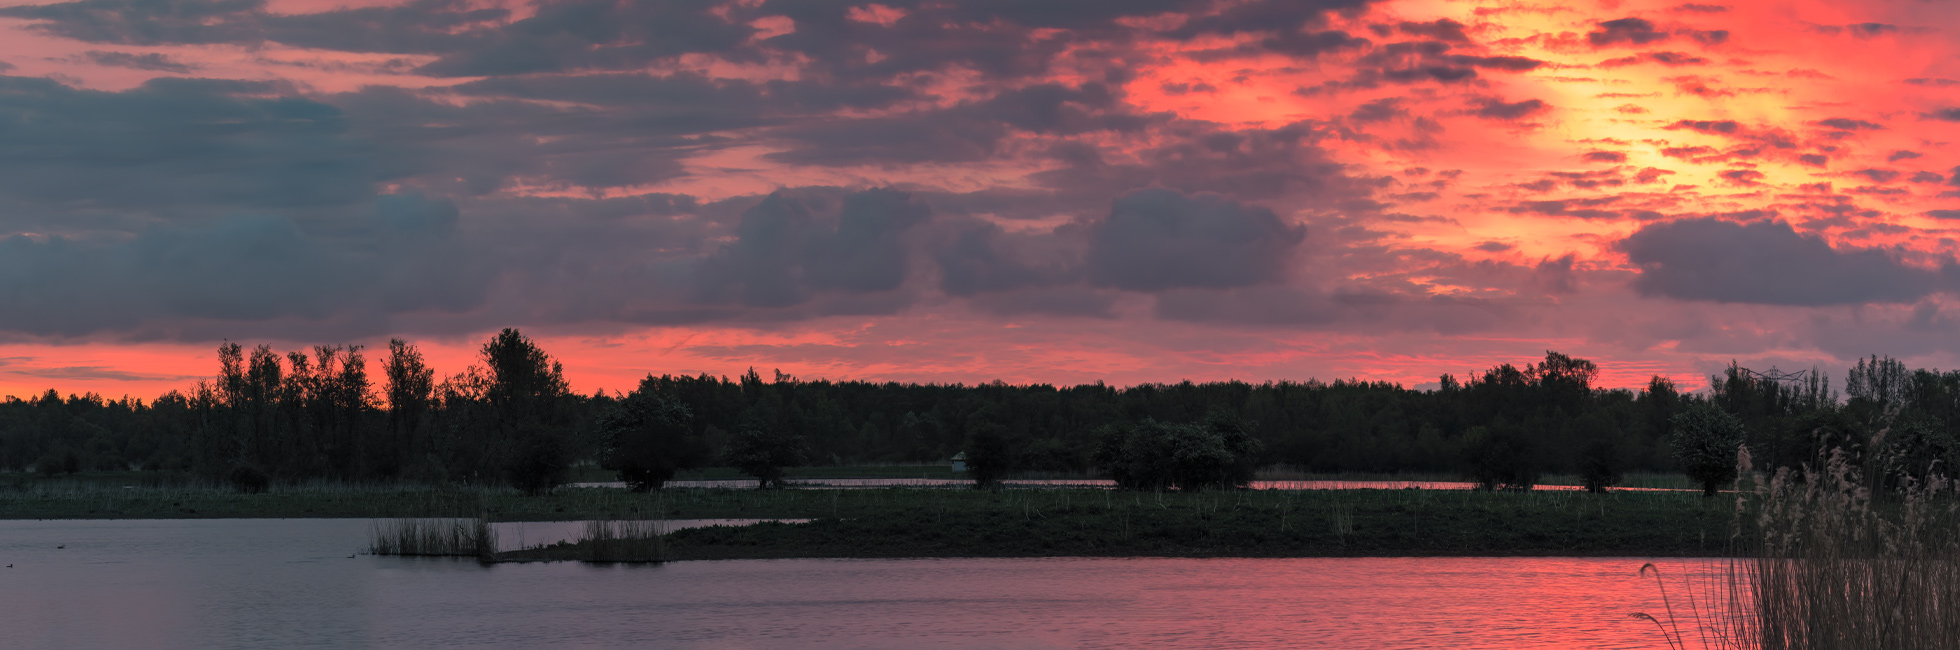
[1672,401,1745,496]
[964,422,1015,490]
[1464,418,1539,491]
[382,339,434,478]
[1093,417,1263,491]
[480,329,573,494]
[506,422,568,495]
[597,380,708,492]
[725,420,807,488]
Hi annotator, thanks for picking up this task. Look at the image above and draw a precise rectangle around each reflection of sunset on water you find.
[0,0,1957,397]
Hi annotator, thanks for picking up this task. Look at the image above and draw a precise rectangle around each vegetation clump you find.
[367,517,496,562]
[725,422,806,489]
[1093,416,1261,491]
[1731,451,1960,649]
[1671,402,1744,497]
[597,386,707,492]
[574,519,667,562]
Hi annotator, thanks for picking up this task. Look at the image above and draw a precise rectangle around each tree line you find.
[1,331,1951,493]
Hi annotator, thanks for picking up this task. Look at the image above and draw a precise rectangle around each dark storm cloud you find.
[767,83,1156,167]
[414,1,752,77]
[1922,108,1960,122]
[1345,40,1544,85]
[0,0,506,53]
[1846,23,1898,38]
[1852,168,1900,184]
[1588,18,1671,47]
[0,193,484,337]
[0,75,370,212]
[1621,218,1945,306]
[0,0,263,45]
[1029,122,1359,204]
[1505,197,1624,219]
[328,82,752,193]
[1668,119,1741,134]
[1396,19,1469,42]
[1600,51,1707,67]
[1348,97,1407,123]
[1817,118,1884,131]
[933,221,1081,297]
[76,50,199,72]
[1684,29,1729,46]
[0,0,1579,341]
[1165,0,1376,39]
[1472,98,1548,120]
[691,189,930,308]
[1085,189,1304,292]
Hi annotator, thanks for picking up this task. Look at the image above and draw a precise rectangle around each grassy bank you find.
[660,487,1736,559]
[0,476,1736,559]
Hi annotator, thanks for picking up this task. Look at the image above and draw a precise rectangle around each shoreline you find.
[1,485,1741,560]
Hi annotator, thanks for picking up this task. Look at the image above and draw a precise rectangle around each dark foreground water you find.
[0,519,1718,649]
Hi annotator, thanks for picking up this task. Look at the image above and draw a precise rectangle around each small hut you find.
[949,452,968,473]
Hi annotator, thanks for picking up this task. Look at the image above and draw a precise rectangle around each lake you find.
[0,519,1726,649]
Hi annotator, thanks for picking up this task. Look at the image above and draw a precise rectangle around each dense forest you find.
[2,328,1956,492]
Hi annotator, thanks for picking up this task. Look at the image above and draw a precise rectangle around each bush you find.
[1092,416,1262,492]
[964,423,1016,490]
[598,388,708,492]
[34,453,62,478]
[1574,412,1624,493]
[1463,419,1538,491]
[506,425,568,496]
[1671,401,1744,496]
[725,424,806,488]
[1578,434,1624,494]
[227,465,270,493]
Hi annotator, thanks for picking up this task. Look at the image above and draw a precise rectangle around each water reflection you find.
[0,519,1726,649]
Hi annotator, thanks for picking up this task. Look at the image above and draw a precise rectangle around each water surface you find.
[0,519,1723,649]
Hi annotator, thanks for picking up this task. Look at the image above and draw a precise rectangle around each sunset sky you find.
[2,0,1959,399]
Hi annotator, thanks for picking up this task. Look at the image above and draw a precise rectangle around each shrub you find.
[725,424,806,489]
[598,389,708,492]
[964,423,1015,490]
[1671,401,1744,496]
[506,424,568,496]
[1092,416,1262,492]
[1463,419,1538,491]
[227,465,270,493]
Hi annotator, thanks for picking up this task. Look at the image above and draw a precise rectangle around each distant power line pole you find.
[1739,367,1808,384]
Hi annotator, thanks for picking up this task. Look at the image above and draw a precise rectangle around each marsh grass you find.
[1729,450,1960,649]
[576,519,668,562]
[1635,447,1960,650]
[367,517,497,561]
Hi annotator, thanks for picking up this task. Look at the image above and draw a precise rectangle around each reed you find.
[1728,450,1960,649]
[367,517,497,561]
[1636,448,1960,649]
[577,519,667,563]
